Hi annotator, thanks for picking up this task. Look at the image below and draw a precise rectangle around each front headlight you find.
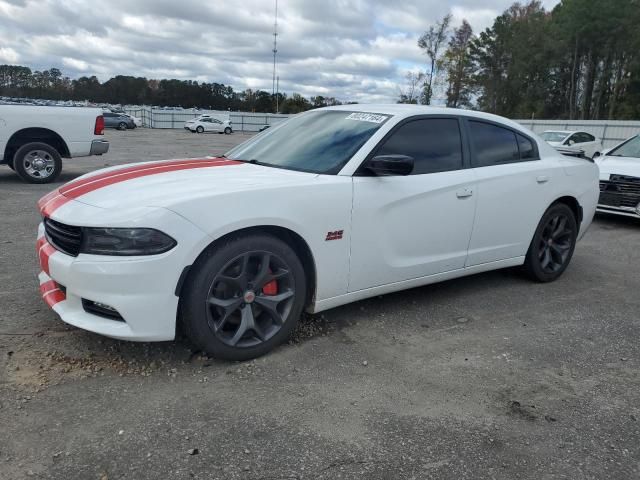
[81,228,177,256]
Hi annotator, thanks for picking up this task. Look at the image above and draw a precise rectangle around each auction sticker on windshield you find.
[345,112,388,123]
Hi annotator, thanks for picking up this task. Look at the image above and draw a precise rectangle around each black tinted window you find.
[517,134,536,159]
[375,118,463,175]
[469,121,519,166]
[576,132,594,143]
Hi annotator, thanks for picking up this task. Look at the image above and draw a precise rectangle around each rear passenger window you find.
[375,118,463,175]
[469,121,538,166]
[517,134,536,159]
[469,121,519,166]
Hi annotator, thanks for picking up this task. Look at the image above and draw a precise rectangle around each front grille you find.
[599,175,640,209]
[44,218,82,256]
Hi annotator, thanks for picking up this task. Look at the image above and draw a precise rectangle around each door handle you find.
[536,175,550,184]
[456,188,474,198]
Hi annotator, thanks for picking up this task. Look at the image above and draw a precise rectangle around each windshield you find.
[225,110,390,174]
[540,131,569,142]
[608,135,640,159]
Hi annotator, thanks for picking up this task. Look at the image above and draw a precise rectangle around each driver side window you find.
[374,118,463,175]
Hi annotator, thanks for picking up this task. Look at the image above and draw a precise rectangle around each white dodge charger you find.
[36,105,599,360]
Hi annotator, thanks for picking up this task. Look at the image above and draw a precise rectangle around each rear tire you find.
[13,142,62,184]
[180,233,306,361]
[523,203,577,282]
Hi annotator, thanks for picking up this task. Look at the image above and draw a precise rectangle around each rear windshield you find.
[540,131,568,142]
[225,110,390,174]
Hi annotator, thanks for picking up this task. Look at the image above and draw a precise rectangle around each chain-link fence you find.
[123,107,291,132]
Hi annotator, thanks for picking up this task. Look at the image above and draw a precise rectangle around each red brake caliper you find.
[262,269,278,296]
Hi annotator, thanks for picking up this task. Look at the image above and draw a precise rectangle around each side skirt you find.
[308,256,526,314]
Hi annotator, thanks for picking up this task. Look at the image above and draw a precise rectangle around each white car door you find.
[211,119,223,133]
[201,118,214,132]
[464,119,560,266]
[349,117,477,292]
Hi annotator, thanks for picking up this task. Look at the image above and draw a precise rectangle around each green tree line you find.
[0,65,344,114]
[416,0,640,120]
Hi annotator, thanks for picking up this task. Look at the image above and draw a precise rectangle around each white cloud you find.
[0,47,19,63]
[0,0,561,103]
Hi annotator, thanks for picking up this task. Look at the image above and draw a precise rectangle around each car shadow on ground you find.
[6,265,528,392]
[594,212,640,229]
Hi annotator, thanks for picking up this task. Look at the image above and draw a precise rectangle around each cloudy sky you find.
[0,0,560,103]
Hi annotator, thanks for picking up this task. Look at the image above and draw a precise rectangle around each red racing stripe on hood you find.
[38,158,240,216]
[59,158,225,195]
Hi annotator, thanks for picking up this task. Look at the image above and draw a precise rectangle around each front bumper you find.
[90,139,110,156]
[35,206,212,342]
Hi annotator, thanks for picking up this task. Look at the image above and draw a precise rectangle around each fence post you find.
[601,124,610,147]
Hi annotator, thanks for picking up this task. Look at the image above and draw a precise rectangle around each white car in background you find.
[595,134,640,219]
[124,113,142,127]
[36,105,598,360]
[184,117,233,134]
[540,130,603,159]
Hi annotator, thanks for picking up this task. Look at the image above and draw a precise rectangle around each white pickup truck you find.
[0,105,109,183]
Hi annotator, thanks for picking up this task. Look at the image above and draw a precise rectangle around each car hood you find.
[40,158,318,214]
[546,141,564,147]
[596,155,640,178]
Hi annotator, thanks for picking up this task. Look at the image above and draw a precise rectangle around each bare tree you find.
[397,71,425,104]
[418,13,452,105]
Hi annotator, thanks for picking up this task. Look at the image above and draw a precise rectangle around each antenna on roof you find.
[272,0,278,108]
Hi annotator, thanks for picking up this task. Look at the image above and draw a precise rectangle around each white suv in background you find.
[184,117,233,134]
[541,130,603,159]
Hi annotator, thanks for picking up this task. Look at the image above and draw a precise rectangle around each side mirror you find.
[600,148,610,156]
[566,139,575,146]
[364,155,414,176]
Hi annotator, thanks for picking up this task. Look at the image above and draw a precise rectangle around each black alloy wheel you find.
[206,251,295,348]
[524,203,577,282]
[538,214,573,273]
[180,234,306,360]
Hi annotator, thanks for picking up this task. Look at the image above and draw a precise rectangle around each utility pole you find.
[276,75,280,113]
[272,0,278,112]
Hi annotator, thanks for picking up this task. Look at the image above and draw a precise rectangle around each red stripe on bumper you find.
[38,241,56,275]
[43,289,66,308]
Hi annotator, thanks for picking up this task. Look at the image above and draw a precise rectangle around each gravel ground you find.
[1,128,639,480]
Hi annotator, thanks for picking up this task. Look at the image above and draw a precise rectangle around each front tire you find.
[180,233,306,361]
[224,127,232,134]
[13,142,62,184]
[196,126,204,133]
[117,122,127,130]
[523,203,577,282]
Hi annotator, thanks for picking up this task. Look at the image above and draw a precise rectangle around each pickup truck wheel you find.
[117,122,127,130]
[13,142,62,184]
